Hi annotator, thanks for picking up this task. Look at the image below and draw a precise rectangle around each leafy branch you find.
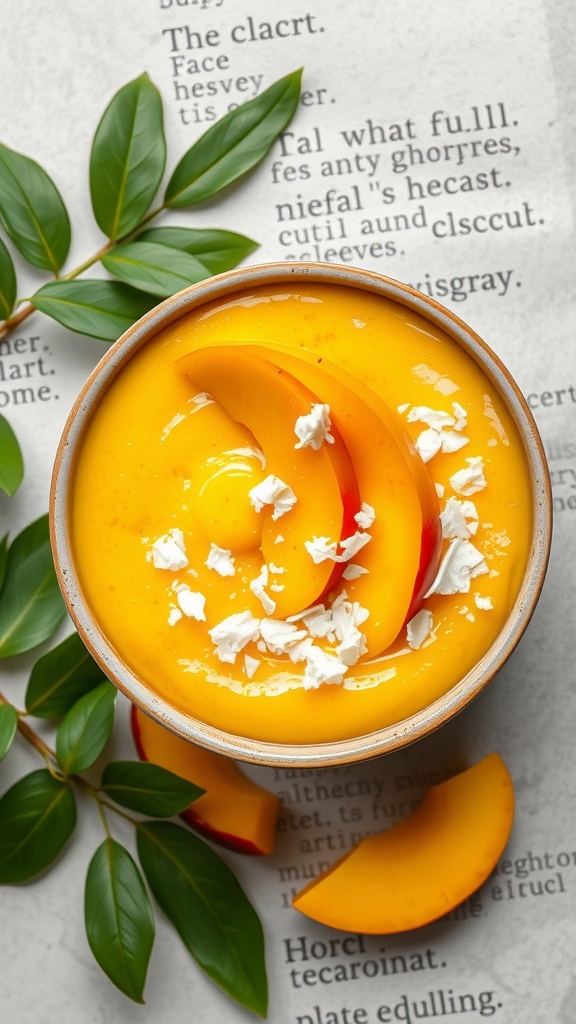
[0,669,266,1013]
[0,68,302,344]
[0,66,304,1014]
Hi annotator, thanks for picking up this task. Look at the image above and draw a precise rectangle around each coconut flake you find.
[408,406,456,431]
[205,543,236,577]
[244,654,260,679]
[148,529,188,570]
[407,609,434,649]
[342,563,369,580]
[294,403,334,450]
[354,502,376,529]
[474,594,494,610]
[450,457,487,496]
[176,588,206,621]
[259,618,308,654]
[424,538,489,596]
[249,474,297,520]
[441,497,479,540]
[249,565,276,615]
[415,428,443,463]
[168,607,183,626]
[208,611,261,664]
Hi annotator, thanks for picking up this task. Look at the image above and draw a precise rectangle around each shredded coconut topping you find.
[147,529,188,570]
[354,502,376,529]
[244,654,260,679]
[407,609,434,649]
[205,543,236,577]
[474,594,494,610]
[294,403,334,450]
[342,563,369,580]
[424,538,489,596]
[208,611,261,664]
[249,474,297,520]
[305,531,371,565]
[441,497,479,540]
[450,456,487,496]
[249,565,276,615]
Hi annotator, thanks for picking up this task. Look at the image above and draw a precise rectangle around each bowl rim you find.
[50,261,552,767]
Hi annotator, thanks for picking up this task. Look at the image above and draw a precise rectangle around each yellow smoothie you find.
[70,283,533,744]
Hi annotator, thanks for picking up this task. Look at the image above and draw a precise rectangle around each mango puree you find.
[70,284,533,744]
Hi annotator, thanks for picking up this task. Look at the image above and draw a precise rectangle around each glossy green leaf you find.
[85,838,154,1003]
[0,533,8,593]
[90,73,166,240]
[33,279,154,342]
[26,630,106,718]
[0,515,66,659]
[101,760,204,817]
[165,68,302,207]
[0,703,18,761]
[56,681,116,774]
[101,241,209,298]
[0,143,71,272]
[0,769,76,882]
[0,412,24,496]
[0,235,17,319]
[137,227,258,275]
[137,821,267,1016]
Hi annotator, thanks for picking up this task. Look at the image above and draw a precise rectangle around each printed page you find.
[1,2,575,1022]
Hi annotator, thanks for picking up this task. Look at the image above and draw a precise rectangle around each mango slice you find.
[292,753,514,932]
[177,346,360,617]
[221,343,441,655]
[131,705,279,855]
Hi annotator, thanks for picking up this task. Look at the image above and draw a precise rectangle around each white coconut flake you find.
[424,538,489,596]
[249,474,297,520]
[269,582,285,593]
[452,402,468,430]
[268,563,286,574]
[339,531,372,561]
[294,403,334,450]
[397,402,410,414]
[249,565,276,615]
[342,563,369,580]
[189,392,214,411]
[408,406,456,431]
[205,543,236,577]
[415,428,443,463]
[304,536,339,564]
[259,618,308,654]
[208,611,261,664]
[148,529,188,570]
[440,430,470,454]
[274,534,285,544]
[301,645,349,689]
[223,445,266,468]
[244,654,260,679]
[354,502,376,529]
[435,482,445,498]
[450,456,487,496]
[406,608,434,649]
[176,588,206,621]
[475,594,494,610]
[300,605,336,640]
[441,497,479,540]
[330,594,369,666]
[168,607,183,626]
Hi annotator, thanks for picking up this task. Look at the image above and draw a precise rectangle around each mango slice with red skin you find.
[131,705,279,855]
[292,753,514,933]
[177,347,361,618]
[223,343,441,656]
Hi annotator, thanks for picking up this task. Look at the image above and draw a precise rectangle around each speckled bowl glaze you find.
[50,263,552,767]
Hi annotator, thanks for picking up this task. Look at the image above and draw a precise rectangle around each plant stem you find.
[0,690,56,762]
[0,202,167,342]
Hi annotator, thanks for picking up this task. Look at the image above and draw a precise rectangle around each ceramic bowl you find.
[50,263,552,767]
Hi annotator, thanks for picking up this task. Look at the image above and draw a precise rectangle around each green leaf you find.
[0,235,17,319]
[85,838,154,1003]
[33,279,154,342]
[0,532,8,593]
[56,681,116,774]
[137,821,267,1016]
[26,630,106,718]
[90,73,166,240]
[0,703,18,761]
[0,412,24,496]
[165,68,302,207]
[0,143,71,272]
[101,760,204,817]
[0,769,76,882]
[0,515,66,659]
[101,241,209,298]
[137,227,258,275]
